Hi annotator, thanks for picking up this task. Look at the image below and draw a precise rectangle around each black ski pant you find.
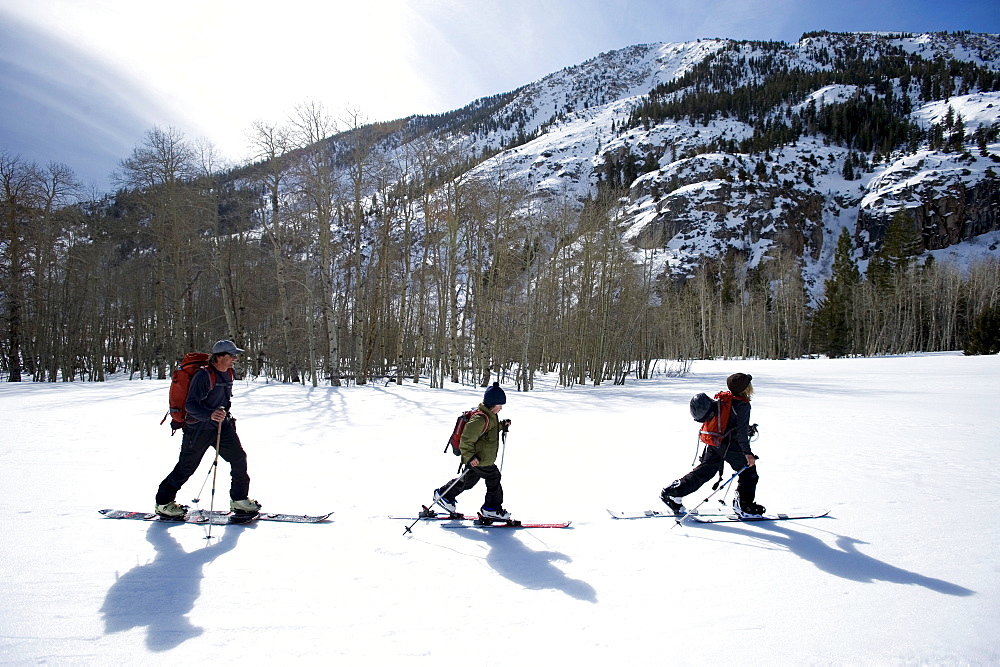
[663,444,759,504]
[155,418,250,505]
[439,464,503,510]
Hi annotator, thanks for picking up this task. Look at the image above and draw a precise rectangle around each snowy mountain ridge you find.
[349,31,1000,298]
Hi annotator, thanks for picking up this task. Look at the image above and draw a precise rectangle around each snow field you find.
[0,353,998,664]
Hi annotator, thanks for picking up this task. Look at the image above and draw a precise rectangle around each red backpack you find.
[443,408,490,455]
[160,353,230,432]
[697,391,747,447]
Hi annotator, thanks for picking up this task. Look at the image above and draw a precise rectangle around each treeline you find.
[813,215,1000,356]
[3,124,674,388]
[3,127,998,389]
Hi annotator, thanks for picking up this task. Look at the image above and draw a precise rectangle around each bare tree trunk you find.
[247,121,297,382]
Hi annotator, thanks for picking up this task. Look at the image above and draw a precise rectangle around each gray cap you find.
[212,340,245,356]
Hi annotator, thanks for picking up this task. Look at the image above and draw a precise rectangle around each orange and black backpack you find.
[690,391,746,447]
[160,353,229,433]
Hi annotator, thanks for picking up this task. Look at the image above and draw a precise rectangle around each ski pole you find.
[403,466,474,536]
[192,455,216,506]
[205,417,224,540]
[671,465,748,529]
[498,420,510,472]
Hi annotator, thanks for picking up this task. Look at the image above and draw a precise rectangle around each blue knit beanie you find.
[483,382,506,406]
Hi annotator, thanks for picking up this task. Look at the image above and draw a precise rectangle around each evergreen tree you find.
[754,158,768,179]
[812,227,860,357]
[964,303,1000,355]
[948,112,967,153]
[868,209,923,288]
[976,127,990,157]
[842,154,855,181]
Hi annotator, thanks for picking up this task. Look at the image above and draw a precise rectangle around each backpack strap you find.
[471,409,491,436]
[205,367,234,390]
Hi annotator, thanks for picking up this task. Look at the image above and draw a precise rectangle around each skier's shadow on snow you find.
[453,528,597,602]
[100,522,250,651]
[704,521,973,596]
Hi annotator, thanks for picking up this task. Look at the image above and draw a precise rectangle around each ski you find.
[607,508,829,521]
[686,510,831,523]
[99,509,332,524]
[388,513,480,521]
[99,508,259,525]
[606,508,740,519]
[442,520,572,529]
[607,508,689,520]
[212,510,332,523]
[390,508,570,528]
[388,505,498,521]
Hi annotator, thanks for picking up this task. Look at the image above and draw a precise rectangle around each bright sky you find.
[2,0,998,192]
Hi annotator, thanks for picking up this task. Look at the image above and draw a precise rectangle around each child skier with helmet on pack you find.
[661,372,765,518]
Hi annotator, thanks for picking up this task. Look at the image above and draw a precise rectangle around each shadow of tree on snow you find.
[100,522,250,651]
[452,528,597,602]
[702,520,974,596]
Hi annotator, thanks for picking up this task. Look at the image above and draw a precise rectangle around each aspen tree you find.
[247,120,300,382]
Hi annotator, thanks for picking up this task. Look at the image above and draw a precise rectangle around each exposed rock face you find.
[857,162,1000,258]
[619,148,837,283]
[629,180,826,259]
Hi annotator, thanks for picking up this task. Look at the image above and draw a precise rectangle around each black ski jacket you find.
[720,398,752,455]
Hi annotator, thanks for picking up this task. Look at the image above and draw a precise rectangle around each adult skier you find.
[660,372,765,518]
[154,340,261,518]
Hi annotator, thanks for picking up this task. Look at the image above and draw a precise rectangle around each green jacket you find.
[459,403,501,466]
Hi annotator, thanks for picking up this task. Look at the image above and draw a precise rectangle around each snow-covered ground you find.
[1,352,998,664]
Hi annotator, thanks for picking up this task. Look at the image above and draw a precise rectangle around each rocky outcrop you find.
[857,164,1000,257]
[623,156,829,267]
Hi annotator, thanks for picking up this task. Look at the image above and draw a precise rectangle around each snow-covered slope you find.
[1,353,997,663]
[456,39,731,202]
[374,31,1000,296]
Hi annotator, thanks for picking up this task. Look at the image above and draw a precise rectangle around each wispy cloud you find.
[0,12,162,190]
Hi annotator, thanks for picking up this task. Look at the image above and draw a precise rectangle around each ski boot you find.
[432,489,460,516]
[660,489,687,516]
[732,497,766,519]
[230,498,261,522]
[477,507,521,527]
[155,501,189,520]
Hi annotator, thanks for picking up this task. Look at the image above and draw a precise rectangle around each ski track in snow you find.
[0,353,998,663]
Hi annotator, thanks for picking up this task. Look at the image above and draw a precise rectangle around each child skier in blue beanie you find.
[433,382,515,523]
